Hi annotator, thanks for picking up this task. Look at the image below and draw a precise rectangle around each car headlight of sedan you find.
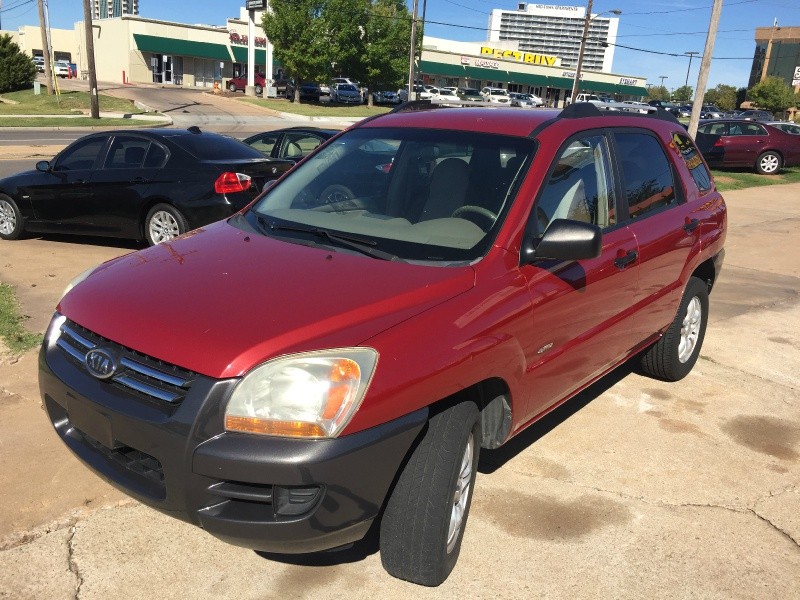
[225,348,378,438]
[60,265,99,302]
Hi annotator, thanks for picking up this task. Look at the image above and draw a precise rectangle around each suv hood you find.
[59,220,475,379]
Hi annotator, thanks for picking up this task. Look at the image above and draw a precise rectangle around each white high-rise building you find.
[488,3,619,73]
[93,0,139,20]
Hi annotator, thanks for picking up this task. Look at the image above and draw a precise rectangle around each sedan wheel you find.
[145,204,187,246]
[756,151,781,175]
[228,82,237,92]
[0,195,24,240]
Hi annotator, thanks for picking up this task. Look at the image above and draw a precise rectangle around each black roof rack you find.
[560,102,682,125]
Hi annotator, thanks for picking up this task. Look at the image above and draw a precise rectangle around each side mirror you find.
[36,160,51,172]
[522,219,602,264]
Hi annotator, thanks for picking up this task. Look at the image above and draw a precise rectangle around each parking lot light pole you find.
[684,51,699,87]
[570,3,621,104]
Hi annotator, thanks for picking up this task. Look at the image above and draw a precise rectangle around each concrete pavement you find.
[0,183,798,598]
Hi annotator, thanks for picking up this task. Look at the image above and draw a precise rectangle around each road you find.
[0,182,798,599]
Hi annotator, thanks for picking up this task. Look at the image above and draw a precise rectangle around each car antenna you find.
[187,126,202,134]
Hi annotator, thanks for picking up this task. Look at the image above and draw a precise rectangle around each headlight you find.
[225,348,378,438]
[60,265,98,302]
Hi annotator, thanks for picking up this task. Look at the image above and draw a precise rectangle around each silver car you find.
[331,83,362,104]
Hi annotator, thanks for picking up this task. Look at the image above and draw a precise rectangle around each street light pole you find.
[570,3,621,105]
[407,0,419,100]
[659,75,668,88]
[684,51,699,86]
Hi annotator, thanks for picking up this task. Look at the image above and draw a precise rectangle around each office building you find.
[487,3,619,73]
[94,0,139,20]
[748,25,800,89]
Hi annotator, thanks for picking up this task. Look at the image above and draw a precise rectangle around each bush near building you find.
[0,34,37,94]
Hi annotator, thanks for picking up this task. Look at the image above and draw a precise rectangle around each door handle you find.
[614,250,638,269]
[683,218,700,233]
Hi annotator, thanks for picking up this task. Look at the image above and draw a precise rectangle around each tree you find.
[671,85,693,103]
[736,87,747,109]
[646,85,669,102]
[0,34,37,94]
[704,84,736,111]
[362,0,413,106]
[262,0,331,102]
[748,76,799,115]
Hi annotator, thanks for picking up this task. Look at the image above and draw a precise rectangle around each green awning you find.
[133,34,231,61]
[230,46,268,65]
[617,84,649,96]
[514,72,550,87]
[546,76,574,89]
[419,60,466,78]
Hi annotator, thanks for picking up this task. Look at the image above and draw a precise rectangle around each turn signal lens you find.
[214,172,252,194]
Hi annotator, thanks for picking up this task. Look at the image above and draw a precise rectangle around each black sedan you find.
[242,127,339,162]
[0,128,292,245]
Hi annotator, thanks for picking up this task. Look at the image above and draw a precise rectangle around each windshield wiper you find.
[256,215,404,262]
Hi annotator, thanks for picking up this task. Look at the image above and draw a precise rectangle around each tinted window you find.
[247,133,280,155]
[534,134,616,235]
[54,138,106,171]
[172,133,264,160]
[614,132,677,220]
[729,122,766,136]
[281,132,325,159]
[672,133,712,193]
[144,143,168,168]
[104,136,149,169]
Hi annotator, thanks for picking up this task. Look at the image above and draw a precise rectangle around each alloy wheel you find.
[678,296,702,363]
[149,210,180,244]
[0,199,17,236]
[446,435,474,554]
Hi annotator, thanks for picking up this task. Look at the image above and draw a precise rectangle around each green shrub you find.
[0,33,37,94]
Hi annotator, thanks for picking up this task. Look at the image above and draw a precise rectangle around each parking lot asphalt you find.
[0,183,798,599]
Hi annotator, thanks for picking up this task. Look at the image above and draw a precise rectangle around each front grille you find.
[82,433,165,485]
[56,318,195,405]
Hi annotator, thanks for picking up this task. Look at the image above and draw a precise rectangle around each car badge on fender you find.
[85,348,117,380]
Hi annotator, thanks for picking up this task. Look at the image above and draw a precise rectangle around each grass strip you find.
[0,88,148,115]
[0,283,42,355]
[237,96,391,118]
[712,166,800,191]
[0,117,170,128]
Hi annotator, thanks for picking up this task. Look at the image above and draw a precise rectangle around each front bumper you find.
[39,316,427,553]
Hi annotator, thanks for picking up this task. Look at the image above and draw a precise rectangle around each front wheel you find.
[228,82,237,92]
[755,151,782,175]
[380,401,480,586]
[640,276,708,381]
[0,194,24,240]
[255,84,263,95]
[145,204,187,246]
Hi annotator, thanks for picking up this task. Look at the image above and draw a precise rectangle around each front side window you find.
[534,134,616,236]
[54,138,106,171]
[245,127,535,263]
[614,132,677,220]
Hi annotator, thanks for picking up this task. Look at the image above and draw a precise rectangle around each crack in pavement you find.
[749,508,800,549]
[67,525,84,600]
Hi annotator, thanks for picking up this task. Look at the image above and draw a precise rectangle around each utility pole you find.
[684,51,699,86]
[37,0,53,95]
[570,0,593,105]
[82,0,100,118]
[407,0,418,100]
[688,0,723,137]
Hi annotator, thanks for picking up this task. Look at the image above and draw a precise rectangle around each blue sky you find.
[2,0,799,91]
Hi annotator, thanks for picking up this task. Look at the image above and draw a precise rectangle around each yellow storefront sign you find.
[481,46,558,66]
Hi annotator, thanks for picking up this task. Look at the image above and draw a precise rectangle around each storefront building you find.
[421,37,647,107]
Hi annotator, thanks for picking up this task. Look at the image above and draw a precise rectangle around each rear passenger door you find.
[520,132,640,420]
[611,129,704,343]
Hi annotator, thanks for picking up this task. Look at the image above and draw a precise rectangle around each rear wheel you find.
[255,84,263,96]
[145,204,187,246]
[0,194,24,240]
[380,401,480,586]
[228,82,237,92]
[640,276,708,381]
[755,151,781,175]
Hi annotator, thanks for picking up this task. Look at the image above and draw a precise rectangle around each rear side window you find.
[171,133,264,160]
[614,132,677,220]
[104,136,149,169]
[672,133,712,193]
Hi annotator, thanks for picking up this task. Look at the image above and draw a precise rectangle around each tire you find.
[755,151,782,175]
[255,84,263,96]
[380,401,480,586]
[145,204,187,246]
[0,194,24,240]
[640,276,708,381]
[228,82,237,92]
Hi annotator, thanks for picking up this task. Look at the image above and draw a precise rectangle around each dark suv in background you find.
[40,103,726,587]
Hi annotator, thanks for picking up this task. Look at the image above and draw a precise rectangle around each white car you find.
[53,60,71,78]
[480,87,511,105]
[431,88,460,106]
[509,92,543,108]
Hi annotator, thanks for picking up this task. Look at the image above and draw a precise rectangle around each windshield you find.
[245,127,535,263]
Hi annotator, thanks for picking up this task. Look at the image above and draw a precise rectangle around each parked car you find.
[480,87,511,104]
[509,92,543,108]
[699,105,725,119]
[330,83,362,104]
[431,87,461,106]
[40,104,725,587]
[242,126,338,162]
[0,128,292,246]
[620,100,651,114]
[285,81,321,101]
[675,104,693,117]
[331,77,366,101]
[457,87,483,103]
[228,72,266,95]
[571,93,605,105]
[767,121,800,135]
[32,55,44,72]
[695,119,800,174]
[372,90,401,105]
[737,109,775,122]
[53,60,72,78]
[397,85,424,102]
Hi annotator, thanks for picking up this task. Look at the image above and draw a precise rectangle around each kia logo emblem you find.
[85,348,117,380]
